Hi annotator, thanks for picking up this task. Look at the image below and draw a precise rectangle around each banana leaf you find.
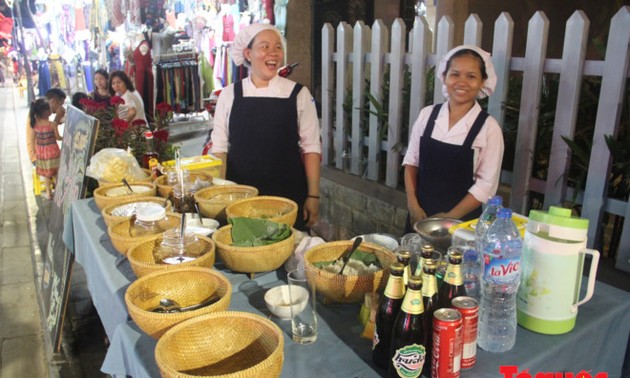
[230,217,291,247]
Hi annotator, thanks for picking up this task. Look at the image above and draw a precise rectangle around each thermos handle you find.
[572,248,600,313]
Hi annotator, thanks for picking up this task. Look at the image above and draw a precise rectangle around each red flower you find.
[155,102,173,118]
[131,119,147,127]
[112,118,129,136]
[153,129,169,143]
[80,98,107,113]
[110,96,125,106]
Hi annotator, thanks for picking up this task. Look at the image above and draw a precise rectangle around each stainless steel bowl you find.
[413,217,462,252]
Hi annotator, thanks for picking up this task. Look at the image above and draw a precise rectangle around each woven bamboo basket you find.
[107,212,181,256]
[211,225,295,274]
[194,185,258,222]
[303,240,397,303]
[155,171,214,198]
[101,196,172,227]
[155,311,284,378]
[127,233,216,278]
[94,182,157,210]
[97,168,153,187]
[225,196,298,227]
[125,267,231,339]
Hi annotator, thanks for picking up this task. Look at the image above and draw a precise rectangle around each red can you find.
[432,308,463,378]
[452,296,479,369]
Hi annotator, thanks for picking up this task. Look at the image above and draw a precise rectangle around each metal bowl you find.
[413,217,462,252]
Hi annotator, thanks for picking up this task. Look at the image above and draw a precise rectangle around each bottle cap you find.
[135,204,166,222]
[390,262,405,275]
[497,207,512,219]
[488,195,503,206]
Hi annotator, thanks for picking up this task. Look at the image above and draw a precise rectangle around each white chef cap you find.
[230,23,284,67]
[437,45,497,99]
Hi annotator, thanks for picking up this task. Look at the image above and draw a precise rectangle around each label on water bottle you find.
[484,257,520,284]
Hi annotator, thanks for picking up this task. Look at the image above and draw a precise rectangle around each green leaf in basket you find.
[230,217,291,247]
[313,261,336,268]
[350,250,381,268]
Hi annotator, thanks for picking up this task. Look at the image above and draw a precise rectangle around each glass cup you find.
[287,268,318,344]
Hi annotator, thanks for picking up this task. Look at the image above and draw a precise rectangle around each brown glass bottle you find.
[436,249,466,309]
[373,263,406,369]
[421,260,439,363]
[396,249,412,286]
[388,276,427,378]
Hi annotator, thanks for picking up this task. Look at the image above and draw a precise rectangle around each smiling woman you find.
[210,23,322,232]
[402,45,504,230]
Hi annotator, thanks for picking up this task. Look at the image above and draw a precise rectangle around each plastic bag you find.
[86,148,148,183]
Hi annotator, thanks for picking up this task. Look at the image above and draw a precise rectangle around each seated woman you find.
[108,70,148,124]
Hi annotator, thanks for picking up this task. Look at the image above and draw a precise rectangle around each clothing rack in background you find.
[153,49,204,116]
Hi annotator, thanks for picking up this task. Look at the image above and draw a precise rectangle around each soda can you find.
[452,296,479,369]
[432,308,463,378]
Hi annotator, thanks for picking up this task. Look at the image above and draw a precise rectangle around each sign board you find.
[41,105,99,352]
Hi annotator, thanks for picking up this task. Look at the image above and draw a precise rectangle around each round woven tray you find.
[125,267,231,339]
[127,233,216,278]
[303,240,397,303]
[194,185,259,223]
[94,182,157,210]
[225,196,298,227]
[155,171,214,198]
[101,196,172,227]
[107,212,181,256]
[211,225,295,274]
[155,311,284,378]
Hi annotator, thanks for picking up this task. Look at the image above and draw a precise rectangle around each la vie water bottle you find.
[477,208,522,353]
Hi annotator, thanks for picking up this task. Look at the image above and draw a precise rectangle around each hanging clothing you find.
[261,0,274,23]
[49,55,67,90]
[133,41,155,119]
[222,14,235,42]
[402,102,504,231]
[38,61,52,96]
[34,121,61,178]
[226,81,307,229]
[155,54,202,113]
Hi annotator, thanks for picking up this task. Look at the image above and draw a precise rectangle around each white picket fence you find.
[320,7,630,272]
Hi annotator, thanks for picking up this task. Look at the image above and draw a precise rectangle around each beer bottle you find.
[414,243,436,276]
[395,249,412,286]
[373,263,406,369]
[436,248,466,309]
[421,260,439,362]
[388,276,427,378]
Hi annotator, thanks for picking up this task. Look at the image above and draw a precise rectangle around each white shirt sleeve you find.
[296,86,321,154]
[210,84,235,154]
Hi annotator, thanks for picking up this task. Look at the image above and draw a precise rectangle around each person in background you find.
[211,23,321,231]
[28,98,62,200]
[72,92,89,110]
[27,88,66,164]
[108,70,147,124]
[90,69,111,105]
[402,45,504,232]
[45,88,67,127]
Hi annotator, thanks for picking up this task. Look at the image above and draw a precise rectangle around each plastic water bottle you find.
[477,208,522,353]
[462,248,480,302]
[475,195,503,254]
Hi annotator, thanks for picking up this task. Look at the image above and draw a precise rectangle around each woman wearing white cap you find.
[402,45,504,231]
[211,23,321,231]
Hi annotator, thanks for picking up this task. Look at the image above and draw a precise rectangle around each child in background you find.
[29,98,62,200]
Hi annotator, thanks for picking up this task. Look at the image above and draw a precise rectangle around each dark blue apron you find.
[405,103,489,233]
[226,81,308,230]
